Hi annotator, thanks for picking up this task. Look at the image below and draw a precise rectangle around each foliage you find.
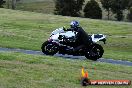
[54,0,84,17]
[127,7,132,21]
[84,0,102,19]
[100,0,113,20]
[128,0,132,8]
[111,0,130,21]
[0,0,5,8]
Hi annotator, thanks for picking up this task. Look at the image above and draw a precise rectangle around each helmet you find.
[70,21,79,28]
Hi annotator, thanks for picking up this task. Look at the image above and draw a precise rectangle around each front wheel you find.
[41,41,59,55]
[85,44,104,61]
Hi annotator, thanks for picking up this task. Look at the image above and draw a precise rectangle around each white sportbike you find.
[41,27,106,61]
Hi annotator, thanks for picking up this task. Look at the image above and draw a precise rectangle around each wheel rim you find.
[90,46,101,57]
[45,44,58,53]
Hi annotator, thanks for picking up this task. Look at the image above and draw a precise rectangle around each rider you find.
[66,21,92,52]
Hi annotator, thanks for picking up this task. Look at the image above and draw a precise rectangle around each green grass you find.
[16,0,55,14]
[0,52,132,88]
[0,8,132,61]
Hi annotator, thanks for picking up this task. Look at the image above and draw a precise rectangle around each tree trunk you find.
[107,9,110,20]
[12,0,16,9]
[7,0,10,9]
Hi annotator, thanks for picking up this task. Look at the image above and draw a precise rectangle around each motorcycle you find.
[41,27,106,61]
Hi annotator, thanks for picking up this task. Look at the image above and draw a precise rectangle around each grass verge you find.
[0,52,132,88]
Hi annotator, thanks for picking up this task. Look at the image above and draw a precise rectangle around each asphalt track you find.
[0,47,132,66]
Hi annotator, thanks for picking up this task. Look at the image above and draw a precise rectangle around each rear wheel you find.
[85,44,104,61]
[41,41,58,55]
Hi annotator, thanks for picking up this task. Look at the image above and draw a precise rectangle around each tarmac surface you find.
[0,47,132,66]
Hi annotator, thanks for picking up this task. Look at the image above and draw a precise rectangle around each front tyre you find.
[85,44,104,61]
[41,41,58,55]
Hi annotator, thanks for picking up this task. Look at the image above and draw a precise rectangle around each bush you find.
[54,0,84,17]
[83,0,102,19]
[0,0,5,8]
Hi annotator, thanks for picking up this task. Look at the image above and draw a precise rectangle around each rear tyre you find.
[85,44,104,61]
[41,41,58,55]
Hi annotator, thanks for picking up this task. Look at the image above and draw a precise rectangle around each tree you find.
[111,0,130,21]
[54,0,84,17]
[128,0,132,9]
[100,0,112,20]
[127,7,132,21]
[83,0,102,19]
[0,0,5,8]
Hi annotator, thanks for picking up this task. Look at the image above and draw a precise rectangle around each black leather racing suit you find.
[67,27,92,51]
